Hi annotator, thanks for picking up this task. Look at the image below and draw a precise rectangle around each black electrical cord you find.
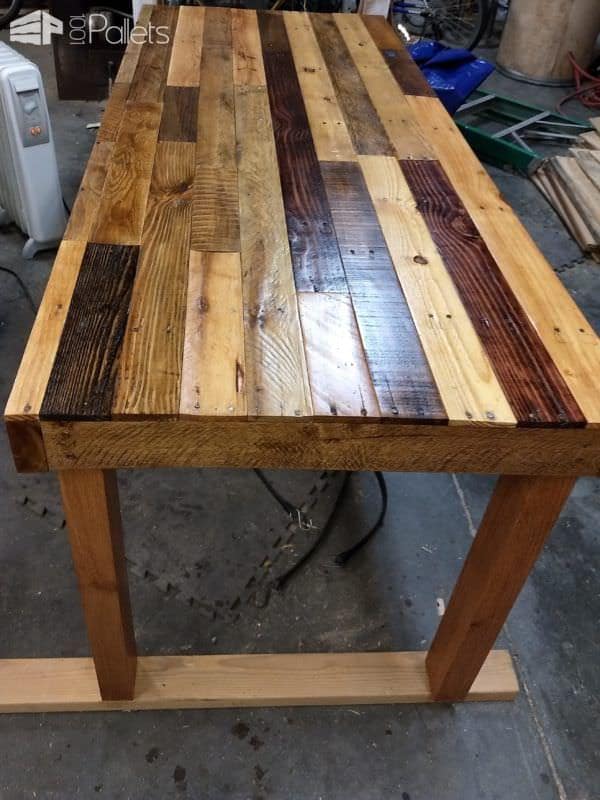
[0,265,37,313]
[253,469,389,590]
[62,196,72,216]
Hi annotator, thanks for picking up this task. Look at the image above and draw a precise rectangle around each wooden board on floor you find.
[0,651,518,712]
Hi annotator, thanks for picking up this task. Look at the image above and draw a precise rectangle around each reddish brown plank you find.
[310,13,394,156]
[401,159,585,427]
[40,244,140,421]
[159,87,198,142]
[258,12,346,292]
[321,161,446,422]
[361,15,435,97]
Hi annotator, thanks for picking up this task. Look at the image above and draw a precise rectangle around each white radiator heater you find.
[0,42,66,259]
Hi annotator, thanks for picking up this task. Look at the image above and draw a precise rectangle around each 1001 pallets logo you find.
[10,9,169,46]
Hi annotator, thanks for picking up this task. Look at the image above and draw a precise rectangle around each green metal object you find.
[455,90,591,173]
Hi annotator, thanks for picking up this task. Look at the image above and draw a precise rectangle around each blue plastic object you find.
[408,42,494,115]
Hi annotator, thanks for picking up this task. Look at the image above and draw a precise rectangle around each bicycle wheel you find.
[391,0,489,50]
[0,0,23,30]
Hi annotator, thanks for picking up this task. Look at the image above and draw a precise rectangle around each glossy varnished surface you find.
[6,6,600,473]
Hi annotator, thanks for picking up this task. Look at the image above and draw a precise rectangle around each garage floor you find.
[1,29,599,800]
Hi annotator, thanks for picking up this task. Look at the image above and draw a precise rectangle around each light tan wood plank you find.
[571,148,600,193]
[283,12,354,161]
[334,14,433,160]
[167,5,204,86]
[0,650,517,712]
[113,4,153,85]
[408,94,600,426]
[41,419,600,475]
[551,156,600,241]
[180,251,246,417]
[235,86,311,418]
[91,101,162,246]
[63,142,113,242]
[112,142,194,418]
[298,293,379,419]
[232,9,266,87]
[5,240,87,421]
[359,155,516,426]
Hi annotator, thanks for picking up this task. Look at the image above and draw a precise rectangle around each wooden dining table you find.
[4,5,600,712]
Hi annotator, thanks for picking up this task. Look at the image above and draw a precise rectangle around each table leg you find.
[426,474,575,701]
[59,469,137,700]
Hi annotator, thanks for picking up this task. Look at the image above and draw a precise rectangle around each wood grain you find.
[298,293,379,419]
[334,14,433,159]
[127,5,176,104]
[407,94,600,426]
[427,475,574,700]
[321,160,445,422]
[191,10,239,252]
[232,8,266,87]
[236,85,311,418]
[361,14,435,97]
[167,5,204,87]
[40,244,140,421]
[60,470,136,700]
[97,83,129,143]
[180,251,246,418]
[311,14,394,156]
[159,87,198,142]
[259,12,347,293]
[0,651,517,712]
[401,159,585,428]
[63,142,112,242]
[359,155,515,426]
[112,142,194,419]
[91,101,162,246]
[284,12,354,162]
[113,4,153,85]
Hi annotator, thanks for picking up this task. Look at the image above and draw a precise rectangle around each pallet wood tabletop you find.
[6,6,600,477]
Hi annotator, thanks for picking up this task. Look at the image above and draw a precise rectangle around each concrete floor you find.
[1,30,600,800]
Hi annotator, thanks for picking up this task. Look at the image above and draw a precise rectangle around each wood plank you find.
[40,244,140,421]
[127,5,176,104]
[91,101,162,246]
[334,14,433,159]
[321,160,446,422]
[158,86,198,142]
[191,11,239,252]
[236,85,312,418]
[283,12,354,162]
[258,12,347,293]
[59,470,136,701]
[427,475,574,700]
[361,14,435,97]
[401,158,585,428]
[551,156,600,241]
[166,5,204,87]
[0,651,517,712]
[571,148,600,193]
[180,251,246,418]
[97,83,129,143]
[406,94,600,426]
[232,9,266,87]
[63,142,113,242]
[5,416,47,473]
[578,130,600,150]
[359,155,515,426]
[311,13,394,156]
[113,4,153,85]
[298,293,379,419]
[5,240,87,422]
[112,142,194,419]
[41,418,600,475]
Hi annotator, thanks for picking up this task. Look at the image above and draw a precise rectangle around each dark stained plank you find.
[401,159,586,427]
[159,86,198,142]
[191,9,239,251]
[258,12,346,293]
[361,15,436,98]
[321,160,446,422]
[310,13,394,156]
[40,244,140,421]
[128,5,177,104]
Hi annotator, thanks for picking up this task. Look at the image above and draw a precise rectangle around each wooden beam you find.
[0,651,517,713]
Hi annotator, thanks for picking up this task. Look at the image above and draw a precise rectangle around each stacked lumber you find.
[532,119,600,261]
